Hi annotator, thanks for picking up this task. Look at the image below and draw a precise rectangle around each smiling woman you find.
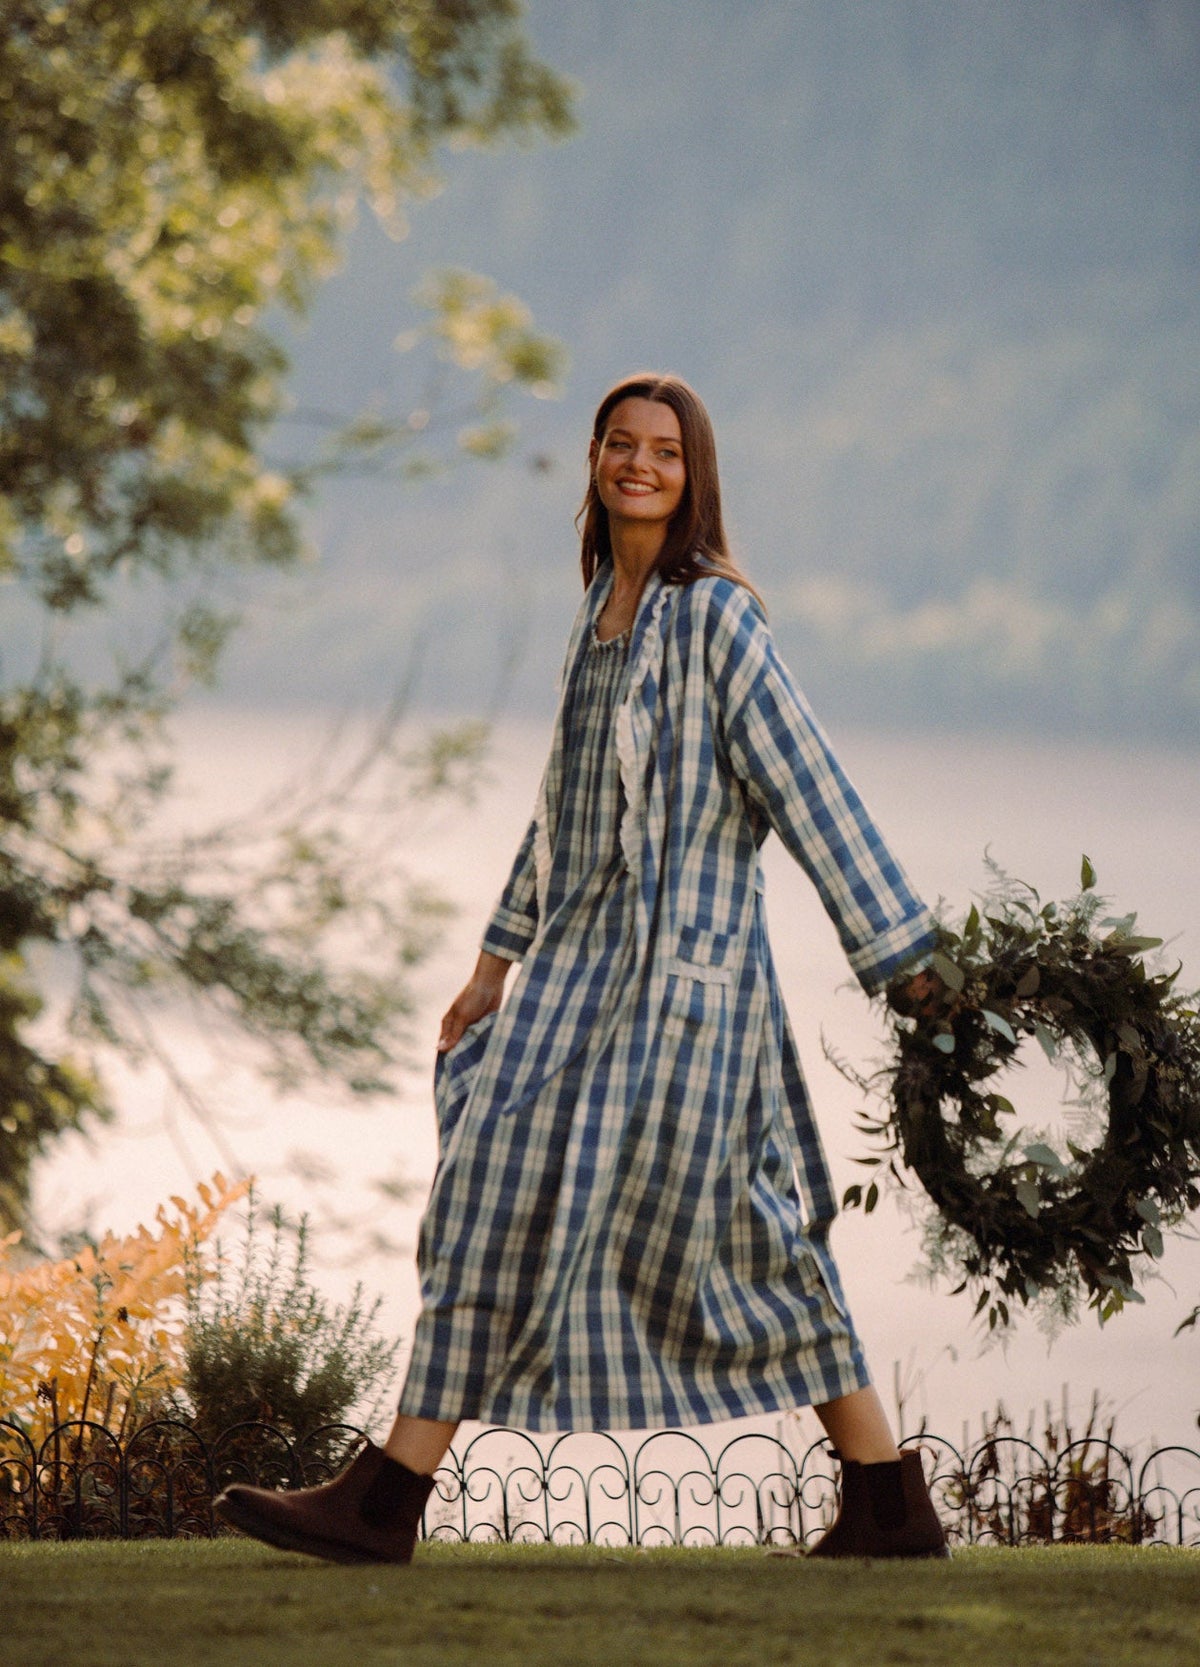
[215,372,949,1566]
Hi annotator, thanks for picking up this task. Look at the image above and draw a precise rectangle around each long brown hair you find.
[576,373,761,602]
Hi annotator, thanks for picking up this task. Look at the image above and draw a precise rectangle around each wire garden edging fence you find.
[2,1418,1198,1548]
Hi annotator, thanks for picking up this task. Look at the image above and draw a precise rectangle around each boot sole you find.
[214,1490,408,1566]
[806,1540,952,1560]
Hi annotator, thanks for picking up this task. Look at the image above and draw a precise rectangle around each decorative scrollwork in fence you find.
[2,1418,1197,1547]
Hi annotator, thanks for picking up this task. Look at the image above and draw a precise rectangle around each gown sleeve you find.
[703,582,936,995]
[480,816,540,961]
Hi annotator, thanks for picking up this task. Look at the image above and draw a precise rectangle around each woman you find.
[216,374,948,1562]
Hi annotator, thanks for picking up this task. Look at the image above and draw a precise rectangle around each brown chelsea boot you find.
[807,1448,949,1559]
[214,1439,434,1565]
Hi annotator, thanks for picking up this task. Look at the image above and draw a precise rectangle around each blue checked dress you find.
[400,564,936,1431]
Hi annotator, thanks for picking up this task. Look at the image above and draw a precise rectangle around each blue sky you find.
[210,0,1199,744]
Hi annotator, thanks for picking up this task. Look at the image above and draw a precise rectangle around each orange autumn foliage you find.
[0,1173,249,1438]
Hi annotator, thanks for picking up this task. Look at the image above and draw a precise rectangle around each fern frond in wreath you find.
[841,856,1200,1331]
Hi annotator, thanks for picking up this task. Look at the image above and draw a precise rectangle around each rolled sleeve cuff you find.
[481,909,537,962]
[846,907,938,996]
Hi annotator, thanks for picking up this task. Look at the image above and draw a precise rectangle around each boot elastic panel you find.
[358,1454,433,1531]
[863,1459,907,1532]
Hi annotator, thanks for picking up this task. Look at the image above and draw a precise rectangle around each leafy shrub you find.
[178,1193,399,1465]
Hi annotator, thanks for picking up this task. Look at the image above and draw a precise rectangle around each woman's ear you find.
[587,436,598,470]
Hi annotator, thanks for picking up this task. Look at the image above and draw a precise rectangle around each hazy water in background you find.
[32,710,1200,1451]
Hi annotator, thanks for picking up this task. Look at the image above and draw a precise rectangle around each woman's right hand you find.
[437,951,512,1053]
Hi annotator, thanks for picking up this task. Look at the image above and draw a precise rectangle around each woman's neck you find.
[596,529,663,641]
[609,526,663,600]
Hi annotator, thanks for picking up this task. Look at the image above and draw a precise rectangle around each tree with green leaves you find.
[0,0,573,1235]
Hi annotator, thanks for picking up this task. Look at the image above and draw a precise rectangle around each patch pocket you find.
[676,924,734,970]
[663,956,733,1034]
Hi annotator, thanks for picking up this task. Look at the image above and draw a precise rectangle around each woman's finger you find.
[436,970,507,1054]
[437,1006,466,1053]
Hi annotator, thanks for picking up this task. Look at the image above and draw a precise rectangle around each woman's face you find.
[591,397,686,534]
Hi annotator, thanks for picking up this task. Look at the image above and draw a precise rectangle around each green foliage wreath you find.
[842,859,1200,1330]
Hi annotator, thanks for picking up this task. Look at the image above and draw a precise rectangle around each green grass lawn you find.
[2,1540,1198,1667]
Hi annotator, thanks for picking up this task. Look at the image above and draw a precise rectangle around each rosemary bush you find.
[179,1195,399,1464]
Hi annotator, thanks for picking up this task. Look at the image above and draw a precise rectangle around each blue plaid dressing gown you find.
[400,565,936,1430]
